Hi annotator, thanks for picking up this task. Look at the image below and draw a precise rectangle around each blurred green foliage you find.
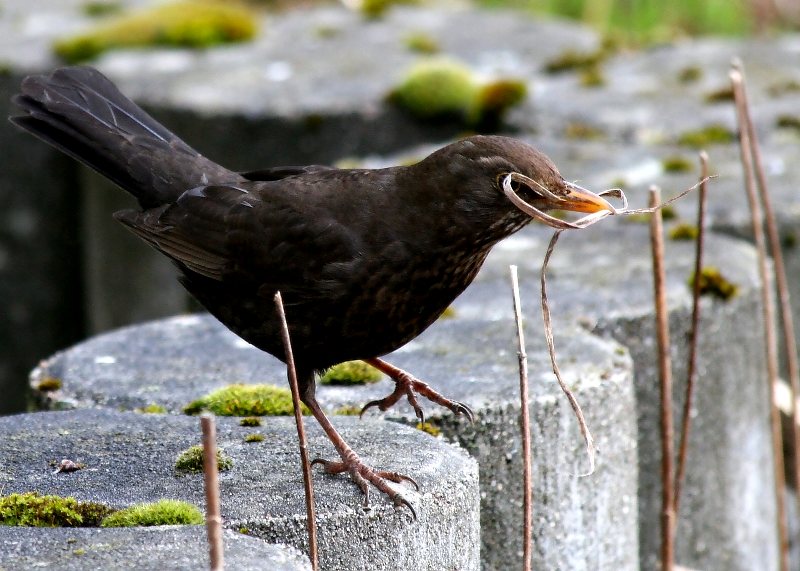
[475,0,776,42]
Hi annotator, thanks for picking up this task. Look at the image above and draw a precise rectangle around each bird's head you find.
[416,135,614,239]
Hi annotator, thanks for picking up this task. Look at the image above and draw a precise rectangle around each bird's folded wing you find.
[114,181,363,299]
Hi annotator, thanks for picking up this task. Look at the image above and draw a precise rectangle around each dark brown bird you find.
[11,66,612,513]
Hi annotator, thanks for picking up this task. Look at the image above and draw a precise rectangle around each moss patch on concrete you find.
[54,1,258,63]
[184,383,309,416]
[690,267,738,300]
[320,361,382,386]
[0,492,113,527]
[175,444,233,473]
[100,499,203,527]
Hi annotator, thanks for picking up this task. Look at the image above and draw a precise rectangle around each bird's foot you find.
[360,358,474,424]
[311,454,419,518]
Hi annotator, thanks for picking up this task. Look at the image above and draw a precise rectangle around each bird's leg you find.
[303,392,419,517]
[360,358,475,424]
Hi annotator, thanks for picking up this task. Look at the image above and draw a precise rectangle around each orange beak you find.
[558,182,616,213]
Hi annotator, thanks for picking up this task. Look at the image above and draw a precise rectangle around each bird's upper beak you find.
[557,181,616,213]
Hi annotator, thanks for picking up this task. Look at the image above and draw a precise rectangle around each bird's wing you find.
[114,180,364,300]
[239,165,337,181]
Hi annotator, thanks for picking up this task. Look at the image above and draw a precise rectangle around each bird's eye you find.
[497,173,522,192]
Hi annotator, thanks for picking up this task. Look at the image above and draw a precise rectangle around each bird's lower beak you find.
[558,182,615,213]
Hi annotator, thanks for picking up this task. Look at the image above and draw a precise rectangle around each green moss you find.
[544,49,603,73]
[183,383,309,416]
[244,433,264,443]
[677,124,734,148]
[690,267,738,300]
[783,231,797,249]
[388,58,526,129]
[668,223,699,241]
[415,421,441,437]
[73,548,86,556]
[83,1,123,18]
[661,205,677,220]
[662,155,694,173]
[776,115,800,131]
[388,58,476,121]
[704,86,735,103]
[175,445,233,473]
[0,492,114,527]
[439,306,457,319]
[313,25,341,39]
[54,2,258,63]
[404,32,439,54]
[564,121,605,140]
[579,66,605,87]
[334,404,363,416]
[359,0,419,19]
[677,66,702,83]
[239,416,262,427]
[100,499,203,527]
[473,79,528,127]
[138,403,167,414]
[320,361,382,386]
[767,79,800,97]
[35,377,62,392]
[238,526,250,534]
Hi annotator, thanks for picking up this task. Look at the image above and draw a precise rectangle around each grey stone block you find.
[461,223,775,571]
[0,527,310,571]
[29,291,639,570]
[0,409,479,571]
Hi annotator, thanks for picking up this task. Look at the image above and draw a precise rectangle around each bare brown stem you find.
[650,187,674,571]
[201,413,224,571]
[673,152,709,520]
[274,292,318,571]
[541,231,596,475]
[509,265,533,571]
[731,66,789,571]
[733,59,800,520]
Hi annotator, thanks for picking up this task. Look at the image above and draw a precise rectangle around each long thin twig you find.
[201,413,224,571]
[649,187,674,571]
[274,292,318,571]
[733,59,800,514]
[673,152,709,520]
[541,231,596,475]
[730,67,789,571]
[509,265,533,571]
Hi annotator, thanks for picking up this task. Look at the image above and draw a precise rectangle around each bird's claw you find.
[359,371,474,425]
[311,456,418,519]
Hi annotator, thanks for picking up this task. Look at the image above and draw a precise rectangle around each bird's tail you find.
[10,66,237,209]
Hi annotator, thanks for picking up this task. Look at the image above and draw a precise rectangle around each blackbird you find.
[11,66,612,513]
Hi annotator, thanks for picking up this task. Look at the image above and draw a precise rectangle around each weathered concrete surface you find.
[0,527,310,571]
[30,267,639,570]
[459,223,775,571]
[0,409,479,571]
